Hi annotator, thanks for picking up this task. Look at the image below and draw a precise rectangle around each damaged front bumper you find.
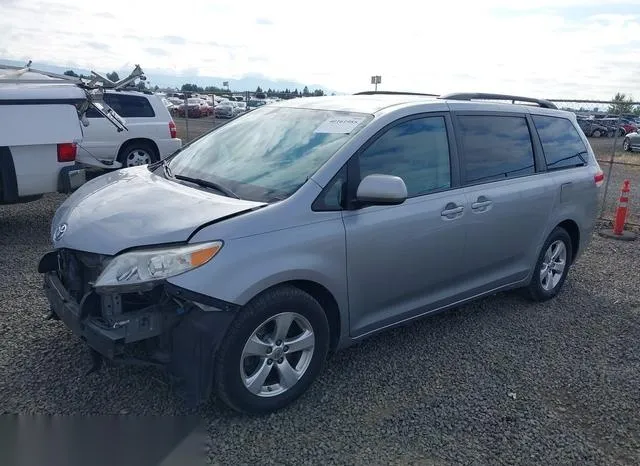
[39,249,238,406]
[43,271,169,359]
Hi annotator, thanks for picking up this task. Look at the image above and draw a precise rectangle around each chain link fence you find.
[170,95,640,225]
[167,91,252,141]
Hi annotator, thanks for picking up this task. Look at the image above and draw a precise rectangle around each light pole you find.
[370,75,381,91]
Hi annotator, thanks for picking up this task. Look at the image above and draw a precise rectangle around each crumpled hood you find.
[51,166,266,255]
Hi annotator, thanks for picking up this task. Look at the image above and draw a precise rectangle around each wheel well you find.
[118,138,159,159]
[557,219,580,264]
[283,280,342,353]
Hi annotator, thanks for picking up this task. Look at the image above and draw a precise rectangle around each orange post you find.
[612,180,630,235]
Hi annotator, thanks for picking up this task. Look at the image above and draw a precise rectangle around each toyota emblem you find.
[53,223,67,241]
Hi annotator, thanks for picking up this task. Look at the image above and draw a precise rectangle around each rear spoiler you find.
[0,61,147,132]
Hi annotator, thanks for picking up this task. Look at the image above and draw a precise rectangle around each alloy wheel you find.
[126,149,151,167]
[240,312,315,397]
[540,240,567,291]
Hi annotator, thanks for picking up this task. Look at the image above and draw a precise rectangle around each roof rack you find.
[354,91,439,97]
[439,92,558,110]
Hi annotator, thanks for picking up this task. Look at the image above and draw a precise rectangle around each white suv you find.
[77,90,182,169]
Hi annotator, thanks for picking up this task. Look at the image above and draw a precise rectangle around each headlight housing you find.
[94,241,222,290]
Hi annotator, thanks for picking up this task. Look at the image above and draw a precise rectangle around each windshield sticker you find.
[314,116,367,134]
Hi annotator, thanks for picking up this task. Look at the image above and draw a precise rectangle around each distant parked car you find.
[620,119,638,135]
[198,99,213,116]
[247,99,267,110]
[623,131,640,152]
[177,98,209,118]
[79,90,182,169]
[232,101,247,116]
[597,118,627,137]
[161,97,180,116]
[577,118,608,138]
[177,104,202,118]
[215,100,235,118]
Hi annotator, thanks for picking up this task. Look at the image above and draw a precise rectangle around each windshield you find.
[164,105,372,202]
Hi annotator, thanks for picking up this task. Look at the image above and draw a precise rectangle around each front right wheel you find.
[213,285,330,414]
[525,227,573,302]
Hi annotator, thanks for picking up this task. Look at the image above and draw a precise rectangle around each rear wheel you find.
[117,141,159,168]
[592,129,602,138]
[213,285,330,414]
[525,227,572,302]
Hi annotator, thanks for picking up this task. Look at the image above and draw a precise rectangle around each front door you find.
[342,113,469,337]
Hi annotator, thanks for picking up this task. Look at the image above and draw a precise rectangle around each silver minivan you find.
[39,92,604,414]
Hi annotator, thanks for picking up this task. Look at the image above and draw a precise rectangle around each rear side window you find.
[358,116,451,197]
[458,115,535,184]
[103,94,155,118]
[532,115,588,170]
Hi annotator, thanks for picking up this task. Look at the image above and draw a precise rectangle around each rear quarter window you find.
[532,115,588,170]
[457,115,535,184]
[103,94,156,118]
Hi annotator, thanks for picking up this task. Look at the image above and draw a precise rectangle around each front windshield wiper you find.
[161,159,173,179]
[173,174,240,199]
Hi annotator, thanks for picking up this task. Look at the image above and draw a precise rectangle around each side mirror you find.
[356,174,407,206]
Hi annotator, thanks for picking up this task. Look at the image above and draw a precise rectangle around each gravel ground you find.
[1,193,640,465]
[174,115,222,143]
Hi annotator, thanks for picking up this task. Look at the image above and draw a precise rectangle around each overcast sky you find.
[1,0,639,99]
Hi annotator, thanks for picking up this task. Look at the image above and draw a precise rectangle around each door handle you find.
[441,205,464,217]
[471,200,492,209]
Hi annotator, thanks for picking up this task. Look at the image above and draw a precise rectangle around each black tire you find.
[623,138,632,152]
[117,140,159,168]
[592,129,601,138]
[213,285,330,414]
[524,227,573,302]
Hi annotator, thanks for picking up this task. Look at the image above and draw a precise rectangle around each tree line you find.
[606,93,640,116]
[181,83,326,98]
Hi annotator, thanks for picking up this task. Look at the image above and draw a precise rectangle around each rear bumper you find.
[157,138,183,157]
[57,165,87,194]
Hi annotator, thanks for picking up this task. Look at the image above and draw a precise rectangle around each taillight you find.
[169,120,177,138]
[594,170,605,187]
[57,143,77,163]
